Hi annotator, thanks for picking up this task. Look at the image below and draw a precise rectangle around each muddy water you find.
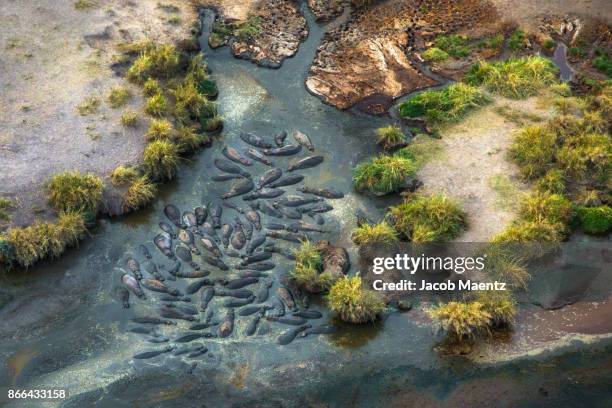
[0,3,611,407]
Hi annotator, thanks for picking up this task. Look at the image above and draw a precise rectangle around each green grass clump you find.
[186,54,209,85]
[575,205,612,235]
[376,125,406,149]
[484,243,530,289]
[542,38,555,51]
[47,171,103,214]
[203,115,223,132]
[127,43,181,83]
[398,83,489,123]
[145,93,168,116]
[172,79,209,123]
[353,154,416,195]
[0,198,15,221]
[556,132,611,182]
[435,34,470,58]
[291,241,334,293]
[327,276,385,324]
[493,220,563,243]
[593,51,612,77]
[508,29,527,51]
[76,96,101,115]
[123,176,157,211]
[3,212,86,268]
[536,169,566,194]
[508,124,557,179]
[477,33,505,50]
[519,192,573,226]
[110,166,139,186]
[175,126,205,154]
[351,222,398,246]
[390,195,466,242]
[422,47,449,62]
[143,78,163,96]
[235,16,262,42]
[120,110,139,127]
[428,301,491,341]
[475,291,517,328]
[143,140,179,180]
[465,56,558,99]
[107,86,132,108]
[550,82,571,97]
[74,0,97,10]
[146,119,174,141]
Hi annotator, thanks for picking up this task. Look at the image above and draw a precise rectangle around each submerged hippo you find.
[293,130,314,151]
[316,240,350,280]
[287,155,324,172]
[218,309,235,338]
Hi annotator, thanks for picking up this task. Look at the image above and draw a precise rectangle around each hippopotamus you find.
[222,146,253,166]
[133,346,175,360]
[268,174,304,188]
[222,177,255,199]
[293,310,322,319]
[218,309,235,337]
[245,209,261,230]
[214,158,251,178]
[226,277,259,289]
[214,288,253,298]
[154,233,175,260]
[245,314,261,336]
[292,130,314,151]
[243,147,273,166]
[137,244,152,259]
[240,132,274,149]
[287,155,324,172]
[277,324,311,345]
[240,252,272,265]
[220,223,233,248]
[208,201,223,228]
[200,236,222,257]
[194,206,207,225]
[251,201,283,218]
[263,144,302,156]
[200,286,214,311]
[141,279,180,296]
[277,286,296,310]
[257,168,283,190]
[122,273,145,299]
[223,295,255,308]
[297,186,344,199]
[131,317,176,325]
[274,130,287,147]
[159,221,177,238]
[245,233,266,255]
[276,195,323,207]
[316,240,350,280]
[255,278,273,303]
[178,229,200,255]
[164,204,182,228]
[126,258,142,280]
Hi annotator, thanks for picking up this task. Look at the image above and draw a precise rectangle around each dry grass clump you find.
[428,301,491,341]
[123,176,157,211]
[145,93,168,116]
[127,43,181,83]
[120,110,139,127]
[143,140,180,181]
[0,198,15,221]
[76,95,101,115]
[351,222,398,246]
[327,276,385,324]
[47,171,104,214]
[143,78,163,96]
[175,126,205,154]
[290,241,335,293]
[110,166,139,186]
[389,195,467,242]
[146,119,174,141]
[108,86,132,108]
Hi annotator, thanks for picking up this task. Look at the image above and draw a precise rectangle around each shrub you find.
[145,93,168,116]
[376,125,406,149]
[76,96,101,115]
[143,140,179,180]
[508,125,557,179]
[351,222,398,245]
[575,205,612,235]
[146,119,174,141]
[536,169,566,194]
[47,171,104,214]
[143,78,162,96]
[353,154,416,195]
[435,34,470,58]
[398,83,489,123]
[107,86,131,108]
[327,276,385,323]
[428,301,491,341]
[475,291,517,328]
[390,195,466,242]
[291,241,334,293]
[110,166,139,186]
[123,176,157,211]
[465,56,558,98]
[422,47,449,62]
[120,110,138,127]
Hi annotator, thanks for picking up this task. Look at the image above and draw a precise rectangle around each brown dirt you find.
[308,0,348,22]
[0,0,198,229]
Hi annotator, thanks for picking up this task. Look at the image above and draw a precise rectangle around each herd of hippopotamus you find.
[113,130,348,361]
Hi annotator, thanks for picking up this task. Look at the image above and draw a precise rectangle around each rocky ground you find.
[308,0,347,22]
[0,0,198,228]
[306,0,499,110]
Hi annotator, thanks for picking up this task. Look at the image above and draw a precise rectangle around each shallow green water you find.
[0,3,611,407]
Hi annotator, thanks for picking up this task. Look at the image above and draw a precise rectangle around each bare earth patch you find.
[0,0,197,227]
[416,97,550,242]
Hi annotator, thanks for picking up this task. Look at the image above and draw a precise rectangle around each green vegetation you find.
[143,78,162,96]
[485,244,530,289]
[172,79,209,123]
[593,50,612,77]
[475,291,517,328]
[353,154,416,195]
[127,43,181,83]
[398,83,489,124]
[235,16,263,42]
[120,110,139,127]
[428,301,491,341]
[466,56,558,98]
[0,198,14,221]
[167,14,181,25]
[327,276,385,324]
[434,34,470,58]
[396,134,442,168]
[145,93,168,116]
[110,166,139,186]
[489,174,522,210]
[376,125,406,149]
[422,47,449,63]
[146,119,174,141]
[477,33,504,50]
[143,140,179,181]
[74,0,97,10]
[550,82,572,97]
[575,205,612,235]
[123,177,157,211]
[47,171,103,214]
[2,212,86,268]
[508,29,527,51]
[107,86,132,108]
[351,222,399,246]
[175,126,205,154]
[536,169,565,194]
[508,124,557,179]
[542,38,555,51]
[493,105,543,125]
[203,115,223,132]
[291,241,334,293]
[389,195,467,242]
[76,95,101,115]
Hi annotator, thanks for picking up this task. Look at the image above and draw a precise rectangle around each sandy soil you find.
[417,97,551,242]
[0,0,198,228]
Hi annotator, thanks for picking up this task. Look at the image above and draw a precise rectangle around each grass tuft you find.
[143,78,163,97]
[428,301,491,341]
[353,154,416,195]
[120,110,139,127]
[127,43,181,83]
[575,205,612,235]
[143,140,179,181]
[422,47,449,62]
[123,176,157,211]
[376,125,406,149]
[110,166,139,186]
[145,93,168,116]
[291,241,335,293]
[76,96,101,115]
[0,198,15,221]
[146,119,174,141]
[327,276,386,324]
[434,34,470,58]
[352,222,398,246]
[47,171,103,214]
[108,86,132,108]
